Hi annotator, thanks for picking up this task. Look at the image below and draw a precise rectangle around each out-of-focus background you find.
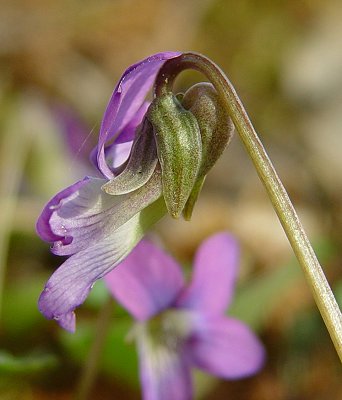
[0,0,341,399]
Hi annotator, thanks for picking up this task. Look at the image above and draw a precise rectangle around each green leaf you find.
[229,259,301,331]
[2,274,47,335]
[0,351,58,375]
[229,238,337,331]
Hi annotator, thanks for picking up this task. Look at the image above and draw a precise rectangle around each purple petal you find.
[38,198,167,332]
[95,102,150,172]
[36,178,90,243]
[176,232,239,314]
[187,316,265,379]
[115,101,150,144]
[102,119,158,196]
[136,324,192,400]
[45,169,162,256]
[104,141,133,170]
[90,141,133,172]
[97,52,181,179]
[105,239,184,321]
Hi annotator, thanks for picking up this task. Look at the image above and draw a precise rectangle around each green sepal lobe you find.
[147,94,202,218]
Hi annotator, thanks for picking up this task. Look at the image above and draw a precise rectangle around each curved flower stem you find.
[155,52,342,361]
[75,297,114,400]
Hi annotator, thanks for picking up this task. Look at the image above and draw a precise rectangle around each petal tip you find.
[55,312,76,333]
[38,287,76,333]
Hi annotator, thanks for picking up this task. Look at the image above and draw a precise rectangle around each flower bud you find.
[147,93,202,218]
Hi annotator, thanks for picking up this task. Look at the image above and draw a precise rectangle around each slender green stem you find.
[155,52,342,361]
[75,298,114,400]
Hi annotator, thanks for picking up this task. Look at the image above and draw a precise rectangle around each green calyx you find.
[147,93,202,218]
[181,82,234,178]
[147,83,234,220]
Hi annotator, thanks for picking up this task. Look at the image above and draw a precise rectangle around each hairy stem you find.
[155,52,342,361]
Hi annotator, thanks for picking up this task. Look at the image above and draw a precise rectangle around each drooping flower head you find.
[37,52,234,331]
[105,233,265,400]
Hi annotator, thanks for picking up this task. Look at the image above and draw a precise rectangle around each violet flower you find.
[37,52,181,331]
[105,233,265,400]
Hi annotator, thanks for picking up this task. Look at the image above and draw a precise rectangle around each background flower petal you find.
[105,239,184,321]
[38,198,167,332]
[136,324,192,400]
[176,232,239,314]
[96,51,181,179]
[188,316,265,379]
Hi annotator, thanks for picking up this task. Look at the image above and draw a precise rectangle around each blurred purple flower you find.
[53,103,94,162]
[36,52,181,332]
[105,233,265,400]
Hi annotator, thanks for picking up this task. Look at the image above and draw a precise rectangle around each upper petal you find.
[97,51,181,179]
[38,197,167,332]
[187,316,265,379]
[176,232,239,314]
[135,323,192,400]
[43,169,162,256]
[90,102,150,172]
[105,239,184,321]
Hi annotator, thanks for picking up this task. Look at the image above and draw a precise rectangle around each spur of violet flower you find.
[105,233,265,400]
[37,51,234,332]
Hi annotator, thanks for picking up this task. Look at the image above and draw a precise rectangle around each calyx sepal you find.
[147,93,202,218]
